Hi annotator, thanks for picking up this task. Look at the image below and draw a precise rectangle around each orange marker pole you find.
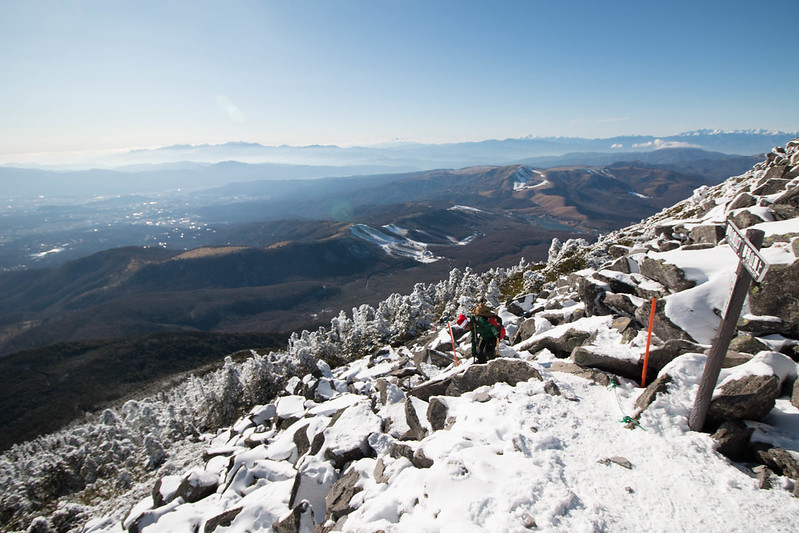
[640,297,657,387]
[447,322,460,366]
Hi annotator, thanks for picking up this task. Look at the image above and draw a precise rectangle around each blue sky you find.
[1,0,797,159]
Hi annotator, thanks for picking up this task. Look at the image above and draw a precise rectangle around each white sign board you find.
[725,220,769,282]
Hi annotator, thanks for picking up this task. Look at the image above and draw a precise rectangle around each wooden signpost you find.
[688,220,768,432]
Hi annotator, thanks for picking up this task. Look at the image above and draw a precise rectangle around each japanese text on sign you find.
[726,220,769,282]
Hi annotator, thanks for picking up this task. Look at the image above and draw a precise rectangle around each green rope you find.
[609,377,646,431]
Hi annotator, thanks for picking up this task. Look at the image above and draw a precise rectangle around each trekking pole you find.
[447,323,460,366]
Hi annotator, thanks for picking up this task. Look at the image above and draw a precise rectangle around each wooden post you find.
[447,322,460,366]
[688,226,765,432]
[640,297,657,387]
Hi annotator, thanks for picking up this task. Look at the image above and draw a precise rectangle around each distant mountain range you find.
[2,129,795,175]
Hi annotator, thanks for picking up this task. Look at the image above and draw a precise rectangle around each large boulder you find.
[289,456,337,523]
[518,329,592,358]
[705,375,781,430]
[711,419,754,462]
[773,183,799,209]
[445,359,543,397]
[748,261,799,338]
[646,339,705,375]
[728,334,770,355]
[512,317,538,345]
[571,346,642,382]
[578,277,610,317]
[634,298,695,343]
[753,446,799,480]
[638,257,696,293]
[549,361,611,386]
[408,376,453,402]
[689,224,726,245]
[603,293,640,317]
[321,401,380,468]
[173,469,219,504]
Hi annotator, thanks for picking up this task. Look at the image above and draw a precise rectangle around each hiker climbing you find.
[456,301,505,364]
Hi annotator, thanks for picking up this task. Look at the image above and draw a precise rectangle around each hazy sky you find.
[2,0,797,159]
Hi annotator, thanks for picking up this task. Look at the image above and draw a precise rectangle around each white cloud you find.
[610,143,623,149]
[632,139,700,149]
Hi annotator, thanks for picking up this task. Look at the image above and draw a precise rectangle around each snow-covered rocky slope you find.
[4,141,799,532]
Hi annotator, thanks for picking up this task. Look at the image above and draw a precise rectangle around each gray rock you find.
[544,380,561,396]
[598,456,632,469]
[571,345,642,382]
[754,446,799,480]
[174,470,218,504]
[325,468,361,521]
[322,404,380,468]
[634,374,672,413]
[711,419,754,462]
[273,501,314,533]
[690,224,726,244]
[512,317,538,345]
[749,262,799,338]
[706,375,781,429]
[654,225,675,239]
[521,329,592,358]
[203,507,243,532]
[403,397,429,441]
[473,391,491,402]
[408,376,453,402]
[755,466,773,489]
[292,424,311,461]
[737,316,789,336]
[611,316,634,333]
[723,351,753,368]
[446,359,543,397]
[753,176,790,194]
[646,339,705,374]
[606,256,632,274]
[426,397,449,431]
[411,347,427,369]
[793,379,799,410]
[506,301,525,317]
[609,244,633,258]
[731,210,767,229]
[389,442,415,462]
[639,257,696,293]
[549,361,611,386]
[578,277,610,317]
[389,367,419,380]
[412,448,434,469]
[594,271,639,295]
[634,298,695,343]
[680,243,716,251]
[728,334,769,355]
[415,348,456,368]
[657,239,681,252]
[374,457,389,484]
[727,192,757,211]
[375,378,389,406]
[771,203,799,221]
[309,431,325,456]
[604,293,639,316]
